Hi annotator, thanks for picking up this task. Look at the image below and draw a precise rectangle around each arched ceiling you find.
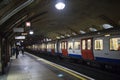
[0,0,120,44]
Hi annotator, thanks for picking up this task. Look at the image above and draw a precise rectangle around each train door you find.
[51,43,55,55]
[61,41,68,56]
[81,38,94,60]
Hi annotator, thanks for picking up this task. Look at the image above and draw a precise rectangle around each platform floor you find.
[0,52,94,80]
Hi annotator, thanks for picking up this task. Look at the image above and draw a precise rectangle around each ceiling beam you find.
[0,0,33,25]
[28,11,48,22]
[99,15,119,27]
[67,27,79,35]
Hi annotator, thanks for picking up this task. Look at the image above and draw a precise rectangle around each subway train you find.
[26,29,120,71]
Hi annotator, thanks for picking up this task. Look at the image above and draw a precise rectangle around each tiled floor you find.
[7,53,64,80]
[0,74,7,80]
[0,52,93,80]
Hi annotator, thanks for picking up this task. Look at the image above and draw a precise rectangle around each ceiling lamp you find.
[66,34,70,37]
[21,40,24,42]
[80,30,86,34]
[102,24,113,29]
[56,36,60,39]
[46,38,52,41]
[89,27,97,32]
[61,35,65,38]
[55,2,65,10]
[72,32,77,35]
[26,22,31,27]
[48,39,52,41]
[105,34,110,37]
[29,30,34,35]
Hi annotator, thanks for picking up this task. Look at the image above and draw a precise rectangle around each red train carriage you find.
[81,38,94,60]
[61,41,68,56]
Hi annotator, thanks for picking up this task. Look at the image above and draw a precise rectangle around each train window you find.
[110,38,120,51]
[51,43,55,49]
[34,45,38,50]
[42,44,46,49]
[61,42,67,49]
[68,42,73,49]
[87,39,91,50]
[82,40,86,50]
[74,41,80,50]
[32,45,35,49]
[95,39,103,50]
[38,45,41,50]
[61,42,64,49]
[47,43,51,49]
[54,43,56,49]
[64,42,67,49]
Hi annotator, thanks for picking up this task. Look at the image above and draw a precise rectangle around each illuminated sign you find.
[13,28,24,32]
[15,36,25,39]
[26,22,31,27]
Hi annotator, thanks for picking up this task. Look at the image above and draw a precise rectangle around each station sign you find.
[13,28,24,32]
[15,36,25,39]
[21,32,28,35]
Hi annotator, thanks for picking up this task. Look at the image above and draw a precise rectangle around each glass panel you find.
[68,42,73,49]
[42,44,46,49]
[64,42,67,49]
[47,43,51,49]
[34,45,38,49]
[51,43,55,49]
[74,41,80,50]
[82,40,86,50]
[61,42,65,49]
[110,38,120,51]
[55,43,56,50]
[87,39,91,50]
[95,39,103,50]
[32,45,35,49]
[39,45,42,49]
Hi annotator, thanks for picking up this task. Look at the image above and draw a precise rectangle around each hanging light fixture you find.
[26,22,31,27]
[29,30,34,35]
[55,0,66,10]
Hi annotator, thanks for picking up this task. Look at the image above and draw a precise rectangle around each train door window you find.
[95,39,103,50]
[74,41,80,50]
[47,43,51,49]
[51,43,55,49]
[38,45,41,50]
[87,39,91,50]
[34,45,37,50]
[64,42,67,49]
[42,44,46,49]
[61,42,65,49]
[68,42,73,49]
[54,43,56,50]
[82,40,86,50]
[32,45,35,49]
[110,38,120,51]
[61,42,64,49]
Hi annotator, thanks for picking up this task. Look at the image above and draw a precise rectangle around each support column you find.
[0,35,2,73]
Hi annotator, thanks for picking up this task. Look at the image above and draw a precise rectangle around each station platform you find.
[0,52,94,80]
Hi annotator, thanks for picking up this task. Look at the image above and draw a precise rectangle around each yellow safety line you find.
[43,60,87,80]
[27,53,92,80]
